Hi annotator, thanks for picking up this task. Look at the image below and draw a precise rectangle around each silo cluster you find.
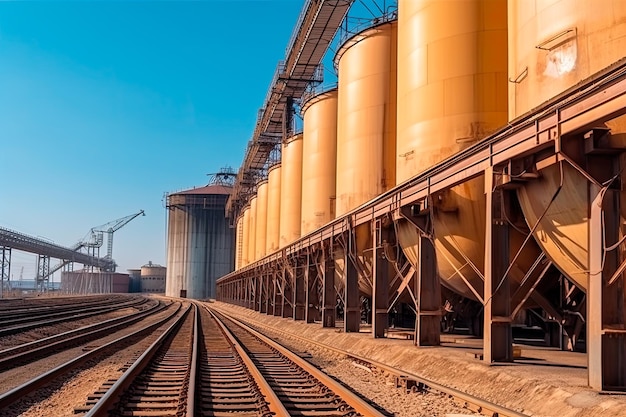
[233,0,626,299]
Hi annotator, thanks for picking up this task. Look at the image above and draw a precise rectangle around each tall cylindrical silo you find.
[396,0,508,182]
[301,88,338,235]
[394,0,543,300]
[266,163,282,253]
[510,0,626,290]
[255,180,268,260]
[248,194,258,263]
[165,183,235,299]
[234,214,244,270]
[279,134,303,247]
[335,20,397,217]
[241,205,251,266]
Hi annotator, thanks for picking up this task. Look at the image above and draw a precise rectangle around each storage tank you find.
[165,182,235,299]
[241,205,251,266]
[248,194,258,263]
[234,214,244,270]
[335,19,397,216]
[279,134,303,247]
[396,0,508,182]
[141,261,166,294]
[301,88,338,235]
[394,0,544,300]
[255,180,268,259]
[266,163,282,253]
[510,0,626,289]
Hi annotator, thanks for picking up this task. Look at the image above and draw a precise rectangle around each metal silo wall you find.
[165,204,188,297]
[242,205,251,266]
[301,89,338,235]
[510,0,626,289]
[335,21,397,217]
[248,195,258,263]
[255,181,268,260]
[279,134,303,247]
[234,214,244,270]
[266,164,282,253]
[183,197,234,299]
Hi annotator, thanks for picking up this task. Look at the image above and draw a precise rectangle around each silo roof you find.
[172,184,232,196]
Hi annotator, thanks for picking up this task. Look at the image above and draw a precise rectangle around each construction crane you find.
[91,210,145,263]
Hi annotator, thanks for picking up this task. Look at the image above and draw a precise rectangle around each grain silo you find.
[165,169,235,299]
[241,204,251,266]
[301,88,338,235]
[248,194,258,262]
[510,0,626,290]
[279,133,303,247]
[140,261,166,294]
[335,19,397,217]
[255,179,268,259]
[266,162,282,253]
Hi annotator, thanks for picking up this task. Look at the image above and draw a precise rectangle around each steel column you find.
[274,268,283,316]
[344,233,360,332]
[0,246,10,298]
[283,260,294,318]
[294,257,306,321]
[322,246,336,328]
[415,235,441,346]
[372,220,390,338]
[484,169,513,363]
[260,271,268,313]
[589,187,626,390]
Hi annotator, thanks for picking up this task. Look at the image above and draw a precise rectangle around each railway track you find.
[75,301,386,416]
[0,301,185,411]
[210,305,530,417]
[0,298,166,370]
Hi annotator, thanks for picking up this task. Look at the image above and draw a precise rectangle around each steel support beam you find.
[372,219,390,338]
[588,187,626,390]
[322,245,336,328]
[305,251,319,323]
[0,246,10,298]
[484,169,513,363]
[260,271,268,314]
[415,235,441,346]
[344,234,360,332]
[273,269,283,316]
[295,258,306,321]
[283,261,294,318]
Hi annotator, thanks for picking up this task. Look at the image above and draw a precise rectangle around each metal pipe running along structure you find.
[218,58,626,392]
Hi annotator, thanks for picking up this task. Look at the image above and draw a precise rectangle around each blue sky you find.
[0,0,307,278]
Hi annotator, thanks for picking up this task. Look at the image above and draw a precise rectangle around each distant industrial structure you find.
[165,168,236,299]
[139,261,166,294]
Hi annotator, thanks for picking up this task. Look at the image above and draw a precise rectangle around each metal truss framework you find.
[218,61,626,391]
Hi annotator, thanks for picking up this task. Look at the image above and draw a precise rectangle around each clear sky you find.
[0,0,389,282]
[0,0,307,279]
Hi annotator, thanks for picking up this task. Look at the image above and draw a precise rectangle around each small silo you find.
[140,261,166,294]
[255,179,268,259]
[266,162,282,253]
[279,134,303,247]
[165,170,235,299]
[301,88,338,235]
[241,204,251,266]
[335,19,397,217]
[234,215,244,270]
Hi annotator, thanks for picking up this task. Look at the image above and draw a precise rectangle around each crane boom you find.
[92,210,145,264]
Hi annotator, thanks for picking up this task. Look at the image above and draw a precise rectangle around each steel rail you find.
[214,306,529,417]
[187,301,198,417]
[0,299,166,369]
[0,294,136,319]
[206,306,290,417]
[0,302,183,409]
[83,303,193,417]
[208,306,387,417]
[0,297,149,335]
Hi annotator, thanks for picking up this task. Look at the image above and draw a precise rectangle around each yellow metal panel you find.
[266,164,282,253]
[279,134,303,247]
[241,205,251,266]
[248,195,257,263]
[301,89,338,235]
[336,21,397,216]
[396,0,508,183]
[508,0,626,119]
[255,181,268,260]
[235,215,243,270]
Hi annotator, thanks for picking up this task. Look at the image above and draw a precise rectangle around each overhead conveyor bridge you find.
[226,0,354,222]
